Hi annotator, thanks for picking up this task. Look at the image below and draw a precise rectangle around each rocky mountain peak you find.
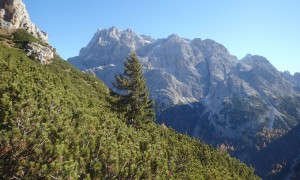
[241,54,274,69]
[0,0,48,42]
[239,55,278,79]
[166,33,182,40]
[76,27,155,66]
[197,39,234,60]
[96,26,135,43]
[88,27,154,48]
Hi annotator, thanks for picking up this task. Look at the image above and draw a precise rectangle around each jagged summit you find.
[166,33,182,40]
[0,0,48,42]
[241,54,274,67]
[89,26,155,47]
[75,27,155,66]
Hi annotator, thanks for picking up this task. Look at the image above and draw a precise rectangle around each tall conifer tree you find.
[112,53,155,128]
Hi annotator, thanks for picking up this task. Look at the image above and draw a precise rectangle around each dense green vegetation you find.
[13,29,39,43]
[250,123,300,179]
[12,29,49,49]
[0,37,259,179]
[0,29,49,50]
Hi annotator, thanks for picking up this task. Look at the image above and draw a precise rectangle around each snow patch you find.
[143,40,152,44]
[86,64,116,71]
[177,97,197,106]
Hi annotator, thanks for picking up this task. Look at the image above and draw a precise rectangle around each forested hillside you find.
[250,123,300,179]
[0,31,260,179]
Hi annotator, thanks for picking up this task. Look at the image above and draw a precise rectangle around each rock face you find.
[68,27,300,158]
[0,0,48,42]
[25,42,54,64]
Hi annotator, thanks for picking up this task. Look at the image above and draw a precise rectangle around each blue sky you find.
[23,0,300,74]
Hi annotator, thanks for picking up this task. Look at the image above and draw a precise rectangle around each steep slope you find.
[0,31,259,179]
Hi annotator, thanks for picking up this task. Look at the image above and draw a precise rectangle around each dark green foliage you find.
[13,29,38,43]
[249,123,300,179]
[12,29,49,49]
[0,42,259,179]
[112,53,155,128]
[12,29,38,49]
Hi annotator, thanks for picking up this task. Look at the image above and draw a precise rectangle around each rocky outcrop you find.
[0,0,48,42]
[25,43,54,64]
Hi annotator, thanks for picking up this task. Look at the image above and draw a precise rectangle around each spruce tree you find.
[112,53,155,128]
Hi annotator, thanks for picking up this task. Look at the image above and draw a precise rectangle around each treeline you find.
[0,31,259,179]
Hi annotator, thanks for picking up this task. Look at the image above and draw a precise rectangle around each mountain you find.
[0,1,260,179]
[0,0,48,42]
[68,27,300,177]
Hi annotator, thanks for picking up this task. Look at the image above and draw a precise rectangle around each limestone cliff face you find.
[0,0,48,42]
[25,42,54,64]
